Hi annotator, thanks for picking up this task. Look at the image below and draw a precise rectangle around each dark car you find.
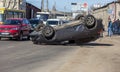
[29,18,43,32]
[112,20,120,35]
[0,18,31,40]
[30,15,104,44]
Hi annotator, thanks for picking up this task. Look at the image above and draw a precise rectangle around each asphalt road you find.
[1,36,120,72]
[0,39,80,72]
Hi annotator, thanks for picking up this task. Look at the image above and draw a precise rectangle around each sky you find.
[26,0,115,12]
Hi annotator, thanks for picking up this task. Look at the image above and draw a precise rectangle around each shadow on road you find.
[36,42,114,47]
[78,43,113,46]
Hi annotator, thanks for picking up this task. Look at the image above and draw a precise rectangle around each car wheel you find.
[0,37,1,40]
[17,33,23,41]
[42,26,55,40]
[75,14,84,22]
[84,15,96,29]
[9,38,12,40]
[27,35,30,40]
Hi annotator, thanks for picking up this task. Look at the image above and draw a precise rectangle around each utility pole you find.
[41,0,44,12]
[64,6,66,19]
[3,0,6,7]
[114,0,116,20]
[46,0,49,12]
[18,0,20,10]
[52,1,56,18]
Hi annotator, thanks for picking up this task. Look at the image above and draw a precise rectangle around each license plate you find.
[1,33,9,35]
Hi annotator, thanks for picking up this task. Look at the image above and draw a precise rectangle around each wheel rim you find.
[42,26,54,37]
[86,16,95,26]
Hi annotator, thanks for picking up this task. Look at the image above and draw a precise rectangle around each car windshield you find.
[47,21,59,25]
[4,20,21,25]
[29,20,39,25]
[38,14,49,21]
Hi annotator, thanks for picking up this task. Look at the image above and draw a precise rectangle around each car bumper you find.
[0,32,19,38]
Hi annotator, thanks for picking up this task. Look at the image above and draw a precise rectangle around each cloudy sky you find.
[26,0,115,11]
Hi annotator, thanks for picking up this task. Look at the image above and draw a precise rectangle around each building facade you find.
[71,2,88,18]
[0,0,41,19]
[26,3,41,19]
[0,0,26,10]
[92,1,120,30]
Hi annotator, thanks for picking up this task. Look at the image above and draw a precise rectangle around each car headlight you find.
[11,27,19,30]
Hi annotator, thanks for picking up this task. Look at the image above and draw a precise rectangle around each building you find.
[26,3,41,19]
[0,0,26,10]
[0,0,41,19]
[71,2,88,18]
[92,1,120,30]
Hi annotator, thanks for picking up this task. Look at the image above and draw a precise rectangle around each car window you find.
[26,19,30,24]
[4,19,21,25]
[29,20,39,25]
[23,19,26,24]
[46,21,59,25]
[23,19,29,24]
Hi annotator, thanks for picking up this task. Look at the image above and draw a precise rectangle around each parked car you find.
[29,18,43,32]
[46,19,65,27]
[0,18,31,40]
[112,19,120,35]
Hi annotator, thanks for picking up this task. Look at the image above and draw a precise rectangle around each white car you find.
[46,19,64,27]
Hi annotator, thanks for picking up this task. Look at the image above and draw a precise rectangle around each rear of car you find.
[0,18,31,40]
[112,20,120,35]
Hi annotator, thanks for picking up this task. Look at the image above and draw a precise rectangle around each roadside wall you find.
[92,1,120,30]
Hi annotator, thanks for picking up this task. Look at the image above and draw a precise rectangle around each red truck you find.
[0,18,31,40]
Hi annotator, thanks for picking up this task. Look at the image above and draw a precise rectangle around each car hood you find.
[0,25,20,28]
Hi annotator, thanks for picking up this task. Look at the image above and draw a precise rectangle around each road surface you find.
[0,39,79,72]
[0,36,120,72]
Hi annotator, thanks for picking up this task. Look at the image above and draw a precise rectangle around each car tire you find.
[74,14,84,22]
[17,33,23,41]
[84,15,96,29]
[0,37,1,40]
[27,35,30,40]
[9,38,12,40]
[42,26,55,40]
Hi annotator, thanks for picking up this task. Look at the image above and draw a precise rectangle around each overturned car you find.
[30,15,104,44]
